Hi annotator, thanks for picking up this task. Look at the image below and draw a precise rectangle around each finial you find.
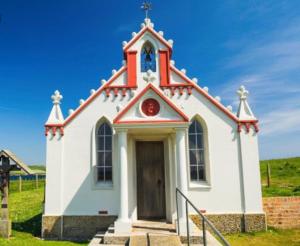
[237,85,249,100]
[141,1,152,19]
[51,90,63,105]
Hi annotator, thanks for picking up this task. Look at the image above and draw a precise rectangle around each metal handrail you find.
[176,188,230,246]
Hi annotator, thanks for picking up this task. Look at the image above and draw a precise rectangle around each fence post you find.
[35,174,39,189]
[19,175,22,192]
[267,163,271,187]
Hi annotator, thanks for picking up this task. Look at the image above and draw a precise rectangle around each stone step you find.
[129,233,181,246]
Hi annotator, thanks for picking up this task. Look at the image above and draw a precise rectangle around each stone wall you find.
[190,213,266,234]
[42,215,117,241]
[263,196,300,229]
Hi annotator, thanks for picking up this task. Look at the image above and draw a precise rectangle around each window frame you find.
[141,41,157,72]
[96,122,113,185]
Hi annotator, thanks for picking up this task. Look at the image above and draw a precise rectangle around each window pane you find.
[198,166,205,180]
[195,121,203,133]
[98,124,105,136]
[189,121,196,134]
[97,136,104,150]
[105,167,112,181]
[196,134,203,149]
[104,152,112,167]
[97,167,104,181]
[97,152,105,167]
[189,150,197,165]
[104,123,112,136]
[190,166,197,181]
[189,134,196,149]
[198,150,205,164]
[105,136,112,150]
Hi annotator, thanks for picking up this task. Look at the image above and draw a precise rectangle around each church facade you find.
[42,18,265,240]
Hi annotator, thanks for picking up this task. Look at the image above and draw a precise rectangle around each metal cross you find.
[141,1,152,19]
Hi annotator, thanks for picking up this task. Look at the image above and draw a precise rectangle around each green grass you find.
[260,157,300,197]
[0,184,87,245]
[226,228,300,246]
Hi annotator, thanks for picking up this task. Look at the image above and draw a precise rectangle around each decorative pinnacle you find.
[141,1,152,19]
[51,90,63,105]
[237,85,249,100]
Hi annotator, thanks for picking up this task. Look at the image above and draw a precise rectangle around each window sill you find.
[189,181,211,190]
[93,181,114,190]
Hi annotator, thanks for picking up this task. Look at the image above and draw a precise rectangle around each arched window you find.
[141,41,156,72]
[188,120,205,181]
[96,122,112,182]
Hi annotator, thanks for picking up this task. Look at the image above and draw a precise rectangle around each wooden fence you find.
[9,174,46,192]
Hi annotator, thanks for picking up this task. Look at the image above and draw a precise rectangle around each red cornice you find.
[123,27,172,56]
[113,83,189,124]
[62,66,127,127]
[170,65,240,123]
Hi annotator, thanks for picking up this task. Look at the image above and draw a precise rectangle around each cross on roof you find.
[141,1,152,19]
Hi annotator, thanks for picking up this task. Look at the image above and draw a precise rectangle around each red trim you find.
[44,124,64,136]
[124,27,172,56]
[63,66,127,126]
[114,83,189,124]
[116,120,186,124]
[170,66,194,86]
[126,51,137,87]
[238,120,259,133]
[159,50,170,86]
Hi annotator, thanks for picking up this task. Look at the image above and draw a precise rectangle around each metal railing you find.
[176,188,230,246]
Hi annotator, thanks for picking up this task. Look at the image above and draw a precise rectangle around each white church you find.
[42,17,265,241]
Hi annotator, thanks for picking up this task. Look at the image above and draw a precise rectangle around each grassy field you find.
[260,157,300,197]
[226,228,300,246]
[0,185,87,245]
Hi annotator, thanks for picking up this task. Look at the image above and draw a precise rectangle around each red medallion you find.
[141,98,160,116]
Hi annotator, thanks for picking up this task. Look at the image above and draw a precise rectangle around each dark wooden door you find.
[136,141,166,220]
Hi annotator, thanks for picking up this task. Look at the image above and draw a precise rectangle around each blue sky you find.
[0,0,300,164]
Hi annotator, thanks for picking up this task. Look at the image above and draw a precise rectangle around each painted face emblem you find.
[142,98,160,116]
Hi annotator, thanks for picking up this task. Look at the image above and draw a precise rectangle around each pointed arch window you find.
[188,120,206,181]
[96,122,112,182]
[141,41,156,72]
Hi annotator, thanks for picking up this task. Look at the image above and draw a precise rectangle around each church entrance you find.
[136,141,166,220]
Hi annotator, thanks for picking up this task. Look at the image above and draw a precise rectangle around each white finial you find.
[149,22,154,28]
[68,109,74,115]
[192,78,198,83]
[90,89,96,95]
[168,39,174,46]
[140,23,146,29]
[131,32,137,37]
[79,99,85,105]
[101,79,106,85]
[158,31,164,36]
[122,60,126,66]
[143,69,156,83]
[181,69,186,74]
[112,69,117,75]
[203,87,209,92]
[237,85,256,120]
[51,90,63,105]
[215,96,221,102]
[170,60,175,65]
[237,85,249,100]
[46,90,64,124]
[122,41,128,47]
[227,105,233,111]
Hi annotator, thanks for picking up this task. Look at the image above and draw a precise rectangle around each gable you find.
[114,84,188,124]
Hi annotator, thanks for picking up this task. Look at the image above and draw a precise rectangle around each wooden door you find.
[136,141,166,220]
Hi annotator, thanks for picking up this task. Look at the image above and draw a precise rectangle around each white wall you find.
[44,29,263,217]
